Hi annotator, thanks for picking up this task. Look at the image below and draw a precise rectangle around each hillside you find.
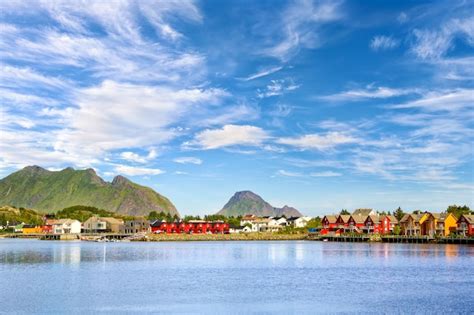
[0,166,179,217]
[0,205,43,226]
[217,191,303,217]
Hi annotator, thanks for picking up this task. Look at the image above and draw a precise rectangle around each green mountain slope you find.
[0,166,179,217]
[217,191,303,217]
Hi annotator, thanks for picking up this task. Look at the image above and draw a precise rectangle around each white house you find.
[293,216,312,228]
[52,219,81,234]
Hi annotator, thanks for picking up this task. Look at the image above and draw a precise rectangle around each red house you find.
[457,214,474,237]
[151,221,179,234]
[210,221,229,234]
[336,215,351,229]
[364,215,381,234]
[348,215,366,232]
[380,215,398,234]
[41,225,53,234]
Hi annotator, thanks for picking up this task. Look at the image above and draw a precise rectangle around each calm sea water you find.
[0,239,473,314]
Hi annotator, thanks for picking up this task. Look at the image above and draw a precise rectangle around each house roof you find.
[323,215,337,223]
[101,217,124,225]
[459,214,474,224]
[366,215,381,224]
[352,209,374,216]
[337,215,351,223]
[384,215,398,223]
[350,215,367,224]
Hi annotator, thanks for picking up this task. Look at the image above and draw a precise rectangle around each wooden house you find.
[457,214,474,236]
[431,213,457,236]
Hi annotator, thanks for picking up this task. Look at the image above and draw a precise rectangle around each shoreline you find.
[2,233,473,244]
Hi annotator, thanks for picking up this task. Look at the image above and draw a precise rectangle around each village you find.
[1,208,473,242]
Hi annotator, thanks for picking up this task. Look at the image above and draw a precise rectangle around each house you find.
[22,225,43,234]
[269,216,288,227]
[151,220,179,233]
[348,214,366,232]
[83,217,124,233]
[121,218,150,234]
[321,215,338,229]
[431,213,457,236]
[380,215,398,234]
[210,221,229,234]
[51,219,81,234]
[288,216,312,228]
[229,224,245,233]
[364,215,382,234]
[335,215,351,229]
[457,214,474,237]
[399,213,435,236]
[352,209,376,216]
[239,216,271,232]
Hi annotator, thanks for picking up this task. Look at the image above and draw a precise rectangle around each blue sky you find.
[0,0,473,215]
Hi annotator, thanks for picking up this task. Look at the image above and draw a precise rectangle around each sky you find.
[0,0,473,216]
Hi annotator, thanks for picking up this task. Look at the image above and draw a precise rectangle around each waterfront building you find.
[22,225,43,234]
[83,216,124,233]
[364,215,382,234]
[121,218,150,234]
[431,213,457,236]
[290,216,312,228]
[335,215,350,229]
[51,219,81,234]
[457,214,474,236]
[380,215,398,234]
[348,214,366,232]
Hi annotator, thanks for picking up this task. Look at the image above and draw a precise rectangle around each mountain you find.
[0,166,179,217]
[217,190,303,217]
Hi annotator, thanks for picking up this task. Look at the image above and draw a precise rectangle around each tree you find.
[306,217,322,229]
[394,207,405,221]
[393,225,401,235]
[446,205,472,218]
[340,209,350,215]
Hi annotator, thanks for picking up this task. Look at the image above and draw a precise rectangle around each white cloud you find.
[310,171,342,177]
[389,89,473,112]
[321,86,417,101]
[370,35,399,51]
[54,80,228,158]
[277,132,357,150]
[185,125,269,150]
[120,149,157,164]
[262,0,344,61]
[257,79,300,98]
[173,157,203,165]
[411,17,474,60]
[114,165,164,176]
[238,66,283,81]
[277,170,302,177]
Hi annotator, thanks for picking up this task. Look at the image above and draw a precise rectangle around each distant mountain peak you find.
[23,165,48,173]
[218,190,303,217]
[112,175,131,186]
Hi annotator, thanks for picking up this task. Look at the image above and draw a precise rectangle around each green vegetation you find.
[340,209,350,215]
[0,166,178,217]
[446,205,472,218]
[306,216,322,229]
[148,211,179,222]
[55,205,119,222]
[0,205,43,227]
[394,207,405,221]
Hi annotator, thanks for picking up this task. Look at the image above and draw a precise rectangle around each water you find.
[0,239,473,314]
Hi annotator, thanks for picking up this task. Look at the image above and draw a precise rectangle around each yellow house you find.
[431,213,457,236]
[22,225,43,234]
